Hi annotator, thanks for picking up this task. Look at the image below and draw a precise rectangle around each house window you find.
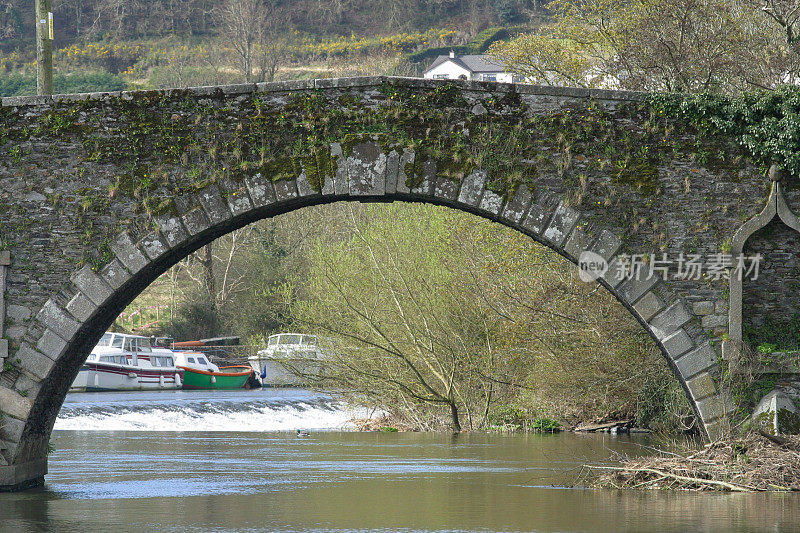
[432,74,449,79]
[482,74,497,82]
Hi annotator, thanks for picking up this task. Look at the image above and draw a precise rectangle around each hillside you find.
[0,0,541,53]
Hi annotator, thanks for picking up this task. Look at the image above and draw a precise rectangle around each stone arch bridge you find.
[1,77,798,490]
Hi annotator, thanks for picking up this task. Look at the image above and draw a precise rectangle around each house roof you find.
[425,54,506,74]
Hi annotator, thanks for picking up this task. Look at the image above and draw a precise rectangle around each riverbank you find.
[589,432,800,492]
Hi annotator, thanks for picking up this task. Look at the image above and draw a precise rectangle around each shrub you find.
[0,72,127,96]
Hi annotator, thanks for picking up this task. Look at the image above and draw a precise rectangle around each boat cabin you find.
[266,333,318,348]
[172,350,219,373]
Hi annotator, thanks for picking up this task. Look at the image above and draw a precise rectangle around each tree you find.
[490,0,800,93]
[215,0,290,83]
[286,204,488,432]
[750,0,800,54]
[282,203,688,432]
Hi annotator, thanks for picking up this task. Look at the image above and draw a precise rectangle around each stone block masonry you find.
[1,76,797,489]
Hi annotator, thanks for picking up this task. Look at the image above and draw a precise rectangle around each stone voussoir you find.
[660,329,694,359]
[543,202,579,247]
[182,207,212,236]
[155,215,189,248]
[65,292,97,323]
[633,291,665,322]
[15,344,56,381]
[109,233,149,275]
[139,232,170,262]
[36,300,80,341]
[244,175,277,207]
[99,258,131,291]
[71,265,113,307]
[591,230,622,261]
[500,185,533,225]
[674,342,718,381]
[563,226,591,261]
[648,301,692,341]
[686,372,718,402]
[457,171,487,207]
[197,186,233,225]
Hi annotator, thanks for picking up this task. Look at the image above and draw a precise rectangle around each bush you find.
[0,71,127,96]
[0,72,35,96]
[405,26,528,63]
[530,418,561,432]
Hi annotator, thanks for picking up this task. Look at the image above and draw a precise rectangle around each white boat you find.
[248,333,324,386]
[70,332,184,392]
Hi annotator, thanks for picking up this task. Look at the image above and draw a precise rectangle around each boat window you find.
[137,338,152,352]
[281,334,301,345]
[99,356,112,362]
[164,357,174,367]
[124,338,134,351]
[117,356,127,365]
[301,335,317,346]
[268,336,278,347]
[112,335,124,349]
[198,357,208,365]
[97,333,112,347]
[188,357,196,363]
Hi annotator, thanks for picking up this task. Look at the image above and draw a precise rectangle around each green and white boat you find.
[173,350,253,390]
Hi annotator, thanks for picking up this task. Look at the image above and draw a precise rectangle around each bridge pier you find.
[0,458,47,492]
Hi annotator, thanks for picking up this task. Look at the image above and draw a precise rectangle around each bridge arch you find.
[1,77,751,490]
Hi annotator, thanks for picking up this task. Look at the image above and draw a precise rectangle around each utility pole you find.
[35,0,54,95]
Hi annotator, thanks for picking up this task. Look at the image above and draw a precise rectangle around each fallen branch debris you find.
[590,433,800,491]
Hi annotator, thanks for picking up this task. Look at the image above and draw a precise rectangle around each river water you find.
[1,389,798,532]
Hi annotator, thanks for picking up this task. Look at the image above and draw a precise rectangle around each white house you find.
[423,51,521,83]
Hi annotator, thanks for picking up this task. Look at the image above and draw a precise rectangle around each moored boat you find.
[173,351,253,390]
[248,333,325,386]
[70,332,183,392]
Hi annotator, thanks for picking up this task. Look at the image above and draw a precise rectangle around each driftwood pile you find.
[590,432,800,492]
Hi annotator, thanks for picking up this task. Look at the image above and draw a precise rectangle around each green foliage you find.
[487,406,530,429]
[163,294,219,341]
[757,343,778,354]
[379,426,399,432]
[491,0,798,93]
[649,87,800,179]
[743,312,800,352]
[530,418,561,432]
[406,26,526,63]
[634,376,695,434]
[406,45,474,64]
[0,72,127,97]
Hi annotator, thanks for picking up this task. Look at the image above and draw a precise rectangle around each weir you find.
[2,76,800,490]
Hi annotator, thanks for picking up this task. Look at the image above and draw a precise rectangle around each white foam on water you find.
[54,399,372,432]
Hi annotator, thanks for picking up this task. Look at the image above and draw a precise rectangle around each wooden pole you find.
[35,0,54,95]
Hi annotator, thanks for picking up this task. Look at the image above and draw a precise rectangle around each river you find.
[1,389,798,532]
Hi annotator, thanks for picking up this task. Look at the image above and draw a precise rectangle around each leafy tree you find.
[281,203,690,431]
[490,0,800,93]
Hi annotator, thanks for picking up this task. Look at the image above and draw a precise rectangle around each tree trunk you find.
[449,401,461,434]
[200,243,215,300]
